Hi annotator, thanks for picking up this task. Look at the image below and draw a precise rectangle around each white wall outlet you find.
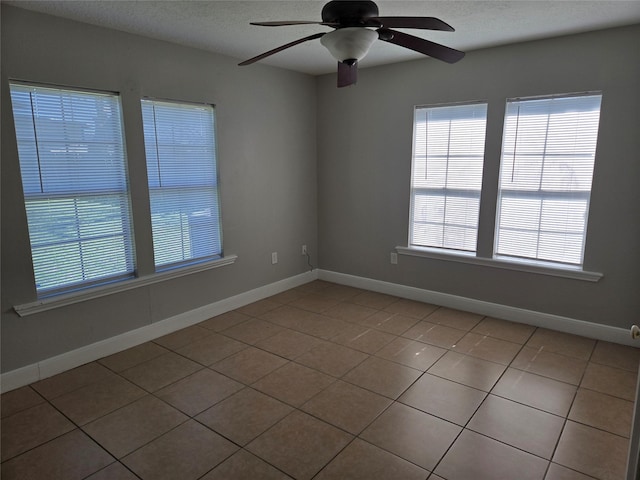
[302,245,307,255]
[390,252,398,264]
[271,252,278,264]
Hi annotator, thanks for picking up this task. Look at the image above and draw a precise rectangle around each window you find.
[409,103,488,252]
[10,83,135,296]
[403,93,603,278]
[141,99,222,269]
[495,94,602,266]
[9,84,230,307]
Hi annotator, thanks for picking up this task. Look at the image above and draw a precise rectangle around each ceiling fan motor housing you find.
[321,0,380,26]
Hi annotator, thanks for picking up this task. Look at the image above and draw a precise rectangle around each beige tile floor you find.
[2,280,640,480]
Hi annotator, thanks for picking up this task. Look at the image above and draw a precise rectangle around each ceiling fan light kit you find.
[320,27,378,63]
[239,0,465,88]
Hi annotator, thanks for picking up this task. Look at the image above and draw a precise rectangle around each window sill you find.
[14,254,238,317]
[395,247,602,282]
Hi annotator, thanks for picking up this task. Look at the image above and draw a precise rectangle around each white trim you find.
[14,255,239,317]
[318,269,632,346]
[396,247,603,282]
[4,267,632,393]
[1,269,318,393]
[0,365,40,393]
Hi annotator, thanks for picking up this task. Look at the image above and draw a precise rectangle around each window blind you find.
[495,93,602,265]
[141,99,222,269]
[410,103,488,252]
[10,83,134,295]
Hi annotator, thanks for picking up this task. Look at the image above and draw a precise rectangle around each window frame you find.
[9,81,137,297]
[401,92,603,282]
[140,97,224,271]
[9,83,235,312]
[408,101,489,254]
[493,92,602,267]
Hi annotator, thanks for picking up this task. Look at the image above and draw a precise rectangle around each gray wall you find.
[317,25,640,329]
[3,5,639,375]
[1,6,318,372]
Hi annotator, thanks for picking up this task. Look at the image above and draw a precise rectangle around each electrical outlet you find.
[390,252,398,264]
[302,245,307,255]
[271,252,278,264]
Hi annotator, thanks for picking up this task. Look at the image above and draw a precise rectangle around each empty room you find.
[2,1,640,479]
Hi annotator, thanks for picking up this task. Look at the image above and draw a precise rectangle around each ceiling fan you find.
[239,0,465,88]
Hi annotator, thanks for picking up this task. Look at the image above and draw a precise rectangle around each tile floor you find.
[2,280,639,480]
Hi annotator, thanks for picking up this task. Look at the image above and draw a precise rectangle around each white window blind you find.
[141,99,222,269]
[10,83,134,295]
[410,103,488,252]
[495,93,602,266]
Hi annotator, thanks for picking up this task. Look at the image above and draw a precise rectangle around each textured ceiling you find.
[7,1,640,75]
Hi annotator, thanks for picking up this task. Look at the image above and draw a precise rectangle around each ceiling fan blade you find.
[239,32,326,66]
[337,61,358,88]
[369,17,454,31]
[380,29,465,63]
[251,21,339,27]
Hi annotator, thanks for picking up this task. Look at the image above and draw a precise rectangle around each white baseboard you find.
[3,268,633,393]
[318,269,634,347]
[1,270,318,393]
[1,365,41,394]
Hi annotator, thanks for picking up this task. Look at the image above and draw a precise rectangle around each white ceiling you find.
[7,0,640,75]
